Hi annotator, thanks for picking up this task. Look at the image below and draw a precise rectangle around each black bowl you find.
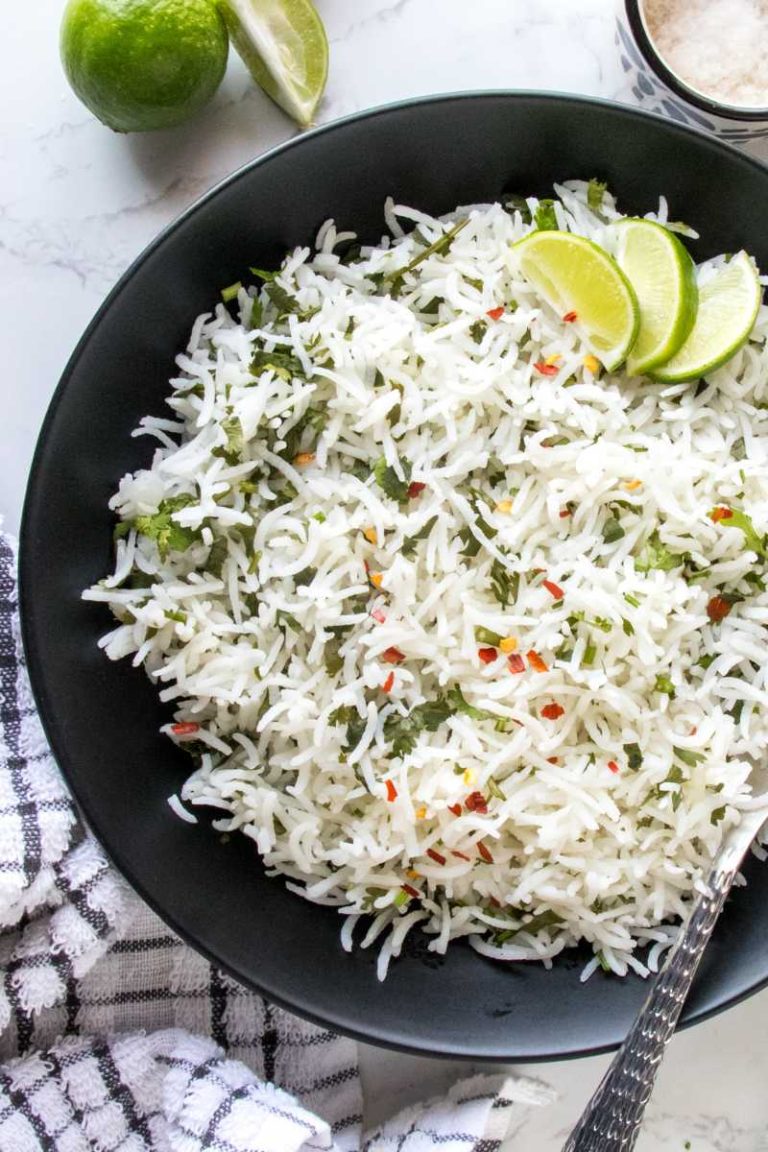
[21,93,768,1061]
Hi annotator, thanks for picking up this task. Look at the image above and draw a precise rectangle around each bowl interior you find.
[21,93,768,1060]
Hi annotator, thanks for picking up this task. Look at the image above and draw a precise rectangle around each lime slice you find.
[650,251,762,383]
[514,231,640,371]
[221,0,328,127]
[613,219,698,376]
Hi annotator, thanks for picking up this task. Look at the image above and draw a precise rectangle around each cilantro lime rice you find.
[84,180,768,981]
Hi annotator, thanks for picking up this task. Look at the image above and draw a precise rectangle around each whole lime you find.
[60,0,229,133]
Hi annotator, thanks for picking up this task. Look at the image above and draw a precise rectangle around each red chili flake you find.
[447,803,462,817]
[559,508,572,519]
[541,702,565,721]
[478,646,498,665]
[171,722,200,737]
[507,653,525,674]
[402,883,421,899]
[534,361,559,376]
[607,760,619,774]
[547,756,559,764]
[371,608,387,624]
[385,779,398,802]
[426,848,447,866]
[465,791,488,814]
[477,841,494,864]
[562,310,578,322]
[710,506,733,523]
[382,671,395,693]
[489,896,502,909]
[382,646,406,664]
[542,578,565,600]
[527,650,549,673]
[408,481,426,498]
[707,596,732,623]
[486,306,505,321]
[451,850,471,862]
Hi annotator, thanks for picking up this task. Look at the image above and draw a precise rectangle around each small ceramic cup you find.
[615,0,768,155]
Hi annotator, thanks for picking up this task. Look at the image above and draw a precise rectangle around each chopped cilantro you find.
[713,506,768,559]
[280,405,327,461]
[213,415,244,465]
[475,626,503,647]
[374,455,412,503]
[264,279,300,314]
[206,537,229,577]
[221,281,241,303]
[711,806,727,825]
[447,684,494,721]
[402,217,469,274]
[534,199,559,230]
[587,178,608,218]
[673,746,705,768]
[276,610,301,633]
[602,517,625,544]
[133,494,198,561]
[383,684,493,759]
[328,705,367,750]
[635,531,686,573]
[385,218,469,295]
[469,319,487,344]
[490,561,519,608]
[654,673,676,698]
[402,516,438,560]
[487,777,507,802]
[250,346,304,378]
[504,194,532,224]
[324,636,345,676]
[623,743,643,770]
[522,909,563,933]
[384,696,452,758]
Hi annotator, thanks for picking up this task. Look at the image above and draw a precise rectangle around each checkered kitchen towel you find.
[0,530,552,1150]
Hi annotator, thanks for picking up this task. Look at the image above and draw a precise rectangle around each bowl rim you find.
[624,0,768,122]
[19,90,768,1061]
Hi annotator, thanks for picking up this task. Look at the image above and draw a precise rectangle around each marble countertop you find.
[2,1,767,1148]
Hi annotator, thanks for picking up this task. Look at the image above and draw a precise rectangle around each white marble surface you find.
[2,0,768,1147]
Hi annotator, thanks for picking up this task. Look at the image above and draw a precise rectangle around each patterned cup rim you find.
[625,0,768,121]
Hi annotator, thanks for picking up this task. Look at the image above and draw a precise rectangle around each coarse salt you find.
[642,0,768,108]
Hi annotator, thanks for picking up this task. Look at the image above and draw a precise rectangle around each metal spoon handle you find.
[561,845,742,1152]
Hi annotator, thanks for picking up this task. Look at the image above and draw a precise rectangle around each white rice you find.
[85,180,768,979]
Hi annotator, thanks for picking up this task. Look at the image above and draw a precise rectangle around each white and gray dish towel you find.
[0,530,552,1151]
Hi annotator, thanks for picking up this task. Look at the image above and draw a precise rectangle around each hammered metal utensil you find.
[563,790,768,1152]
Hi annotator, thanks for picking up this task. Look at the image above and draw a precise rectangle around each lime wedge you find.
[221,0,328,127]
[650,251,762,383]
[613,218,698,376]
[514,231,639,371]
